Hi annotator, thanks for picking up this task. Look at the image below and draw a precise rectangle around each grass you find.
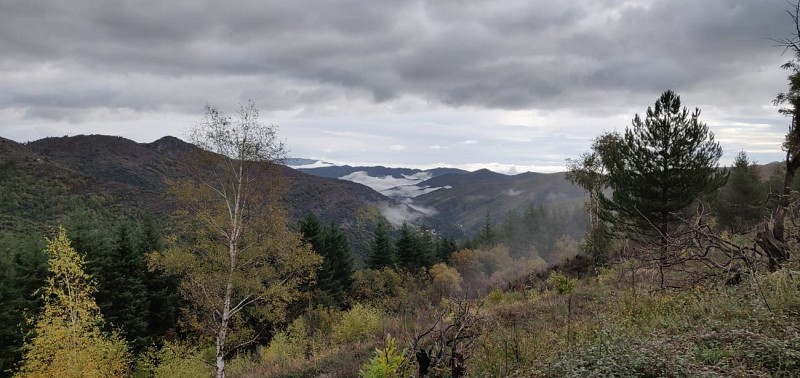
[144,256,800,377]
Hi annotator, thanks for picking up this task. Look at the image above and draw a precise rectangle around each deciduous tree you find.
[155,101,321,378]
[17,227,128,378]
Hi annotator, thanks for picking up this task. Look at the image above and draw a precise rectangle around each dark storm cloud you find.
[0,0,788,117]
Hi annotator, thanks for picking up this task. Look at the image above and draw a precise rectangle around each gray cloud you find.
[0,0,793,169]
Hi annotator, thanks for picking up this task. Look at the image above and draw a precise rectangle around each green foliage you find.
[17,227,129,378]
[436,236,458,263]
[352,268,414,312]
[319,223,356,304]
[92,223,150,353]
[395,222,423,272]
[299,214,356,306]
[497,204,585,262]
[601,90,727,245]
[714,151,767,233]
[0,233,47,376]
[332,303,382,344]
[367,220,396,269]
[359,334,409,378]
[547,271,576,295]
[148,342,212,378]
[260,317,308,365]
[476,211,498,247]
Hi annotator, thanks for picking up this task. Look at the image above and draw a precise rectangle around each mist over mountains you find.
[2,134,587,260]
[289,158,586,234]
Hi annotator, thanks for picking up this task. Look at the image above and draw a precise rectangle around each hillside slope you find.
[414,170,586,234]
[13,135,404,260]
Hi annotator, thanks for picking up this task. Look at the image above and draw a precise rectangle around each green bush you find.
[151,342,212,378]
[332,303,382,344]
[260,317,308,365]
[360,334,409,378]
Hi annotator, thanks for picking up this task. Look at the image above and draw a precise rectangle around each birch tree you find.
[155,101,321,378]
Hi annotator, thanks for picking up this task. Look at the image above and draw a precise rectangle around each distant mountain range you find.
[1,135,588,261]
[288,159,587,234]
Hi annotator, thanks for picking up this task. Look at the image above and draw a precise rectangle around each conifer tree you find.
[367,220,396,269]
[600,90,727,285]
[298,215,354,305]
[714,151,766,233]
[93,223,150,354]
[476,212,497,247]
[436,236,458,263]
[395,222,421,272]
[298,213,324,250]
[0,238,47,375]
[138,216,180,342]
[17,227,128,378]
[602,90,726,239]
[317,223,355,304]
[416,226,437,268]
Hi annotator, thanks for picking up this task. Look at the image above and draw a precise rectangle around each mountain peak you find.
[145,136,197,156]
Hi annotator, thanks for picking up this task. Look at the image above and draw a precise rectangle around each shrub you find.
[260,317,308,365]
[429,263,463,298]
[151,342,212,378]
[332,303,382,344]
[547,271,576,295]
[360,334,409,378]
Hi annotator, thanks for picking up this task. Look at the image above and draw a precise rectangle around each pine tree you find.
[602,90,726,239]
[600,90,727,285]
[367,220,396,269]
[17,227,128,377]
[0,238,47,376]
[714,151,766,233]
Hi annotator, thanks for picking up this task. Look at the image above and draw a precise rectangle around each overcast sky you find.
[0,0,794,173]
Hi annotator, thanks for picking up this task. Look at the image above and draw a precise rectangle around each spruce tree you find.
[436,236,458,263]
[416,226,437,268]
[600,90,727,284]
[476,212,497,247]
[298,213,324,250]
[367,220,396,269]
[138,216,180,342]
[395,222,420,272]
[318,223,354,304]
[298,215,354,305]
[93,223,150,354]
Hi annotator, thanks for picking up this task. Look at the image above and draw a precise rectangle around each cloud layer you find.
[0,0,793,170]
